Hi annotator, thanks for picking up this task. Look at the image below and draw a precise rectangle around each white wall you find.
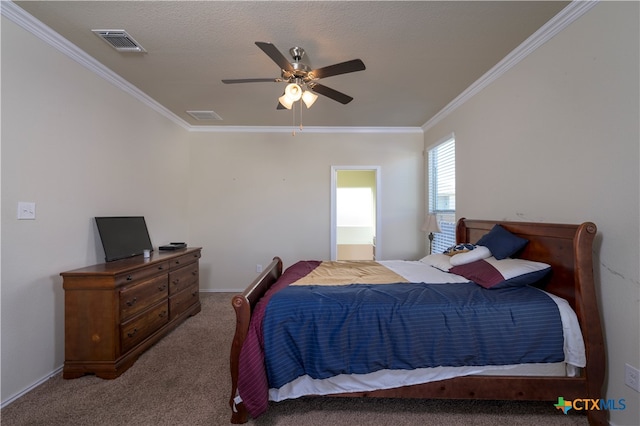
[424,3,639,425]
[186,131,424,291]
[1,18,191,403]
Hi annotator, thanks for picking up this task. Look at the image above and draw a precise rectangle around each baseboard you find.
[1,365,63,409]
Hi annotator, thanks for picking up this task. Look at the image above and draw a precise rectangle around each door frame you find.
[330,166,381,261]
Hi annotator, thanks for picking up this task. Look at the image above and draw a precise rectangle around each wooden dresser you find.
[60,247,202,379]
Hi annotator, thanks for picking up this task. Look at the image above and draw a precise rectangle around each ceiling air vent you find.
[187,110,223,121]
[92,30,146,53]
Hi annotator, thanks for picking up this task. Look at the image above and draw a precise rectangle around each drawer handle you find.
[127,328,138,338]
[175,260,180,265]
[158,284,167,291]
[172,279,179,285]
[157,265,164,270]
[126,275,133,281]
[192,291,198,297]
[126,297,137,307]
[192,270,198,276]
[159,310,168,318]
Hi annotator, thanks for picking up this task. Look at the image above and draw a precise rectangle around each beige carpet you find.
[1,293,589,425]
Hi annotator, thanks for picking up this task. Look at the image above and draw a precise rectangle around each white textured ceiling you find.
[13,1,569,128]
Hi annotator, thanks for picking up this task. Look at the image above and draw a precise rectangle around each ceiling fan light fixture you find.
[278,94,294,110]
[302,90,318,108]
[284,83,302,101]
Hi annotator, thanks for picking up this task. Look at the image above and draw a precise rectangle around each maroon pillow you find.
[450,258,551,289]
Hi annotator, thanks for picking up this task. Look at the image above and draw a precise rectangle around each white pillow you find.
[449,245,492,266]
[419,253,452,272]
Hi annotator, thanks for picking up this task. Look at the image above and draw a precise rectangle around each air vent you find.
[187,110,223,121]
[92,30,146,53]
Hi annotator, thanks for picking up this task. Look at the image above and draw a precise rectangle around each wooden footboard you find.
[229,257,282,424]
[228,219,606,425]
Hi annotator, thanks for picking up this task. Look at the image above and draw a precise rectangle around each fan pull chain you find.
[299,99,303,131]
[292,101,296,136]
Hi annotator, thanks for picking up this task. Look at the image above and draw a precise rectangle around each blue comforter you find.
[263,282,563,389]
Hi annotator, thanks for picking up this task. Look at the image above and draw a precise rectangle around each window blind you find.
[428,137,455,254]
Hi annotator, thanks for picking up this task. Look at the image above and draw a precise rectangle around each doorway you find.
[330,166,381,261]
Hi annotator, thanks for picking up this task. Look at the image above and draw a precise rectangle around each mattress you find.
[267,260,585,402]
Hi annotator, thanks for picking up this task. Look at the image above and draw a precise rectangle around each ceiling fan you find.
[222,42,366,109]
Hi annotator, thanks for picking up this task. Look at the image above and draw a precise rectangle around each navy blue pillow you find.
[475,225,528,260]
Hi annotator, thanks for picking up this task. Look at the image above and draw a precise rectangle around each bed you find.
[229,219,605,425]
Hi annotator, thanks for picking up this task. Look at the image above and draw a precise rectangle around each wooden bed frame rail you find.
[229,257,282,423]
[229,220,605,425]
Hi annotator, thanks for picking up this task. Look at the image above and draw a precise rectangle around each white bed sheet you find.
[268,260,586,403]
[269,362,575,402]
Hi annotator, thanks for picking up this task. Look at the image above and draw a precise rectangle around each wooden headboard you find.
[456,218,597,312]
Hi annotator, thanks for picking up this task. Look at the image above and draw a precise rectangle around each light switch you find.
[17,202,36,220]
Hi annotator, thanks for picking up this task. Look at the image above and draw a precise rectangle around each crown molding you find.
[187,126,423,134]
[3,0,598,135]
[422,0,599,132]
[1,0,192,130]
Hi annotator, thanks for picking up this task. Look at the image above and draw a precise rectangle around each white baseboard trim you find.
[1,365,63,409]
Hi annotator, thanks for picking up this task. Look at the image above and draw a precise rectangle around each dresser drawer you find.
[114,261,170,287]
[169,250,201,270]
[120,275,169,321]
[169,283,199,320]
[120,301,169,353]
[169,262,199,295]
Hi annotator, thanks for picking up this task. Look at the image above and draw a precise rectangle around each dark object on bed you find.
[229,219,605,425]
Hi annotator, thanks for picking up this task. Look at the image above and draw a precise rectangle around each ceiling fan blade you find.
[255,42,294,72]
[310,59,365,80]
[309,83,353,104]
[222,78,281,84]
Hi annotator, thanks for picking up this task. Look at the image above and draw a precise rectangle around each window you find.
[428,136,455,254]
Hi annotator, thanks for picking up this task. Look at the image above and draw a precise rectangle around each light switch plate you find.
[17,202,36,220]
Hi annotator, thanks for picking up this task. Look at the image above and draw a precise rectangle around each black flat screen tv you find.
[95,216,153,262]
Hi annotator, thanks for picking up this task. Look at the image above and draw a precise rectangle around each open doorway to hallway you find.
[330,166,381,261]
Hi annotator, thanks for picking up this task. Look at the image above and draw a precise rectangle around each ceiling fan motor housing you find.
[283,47,313,81]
